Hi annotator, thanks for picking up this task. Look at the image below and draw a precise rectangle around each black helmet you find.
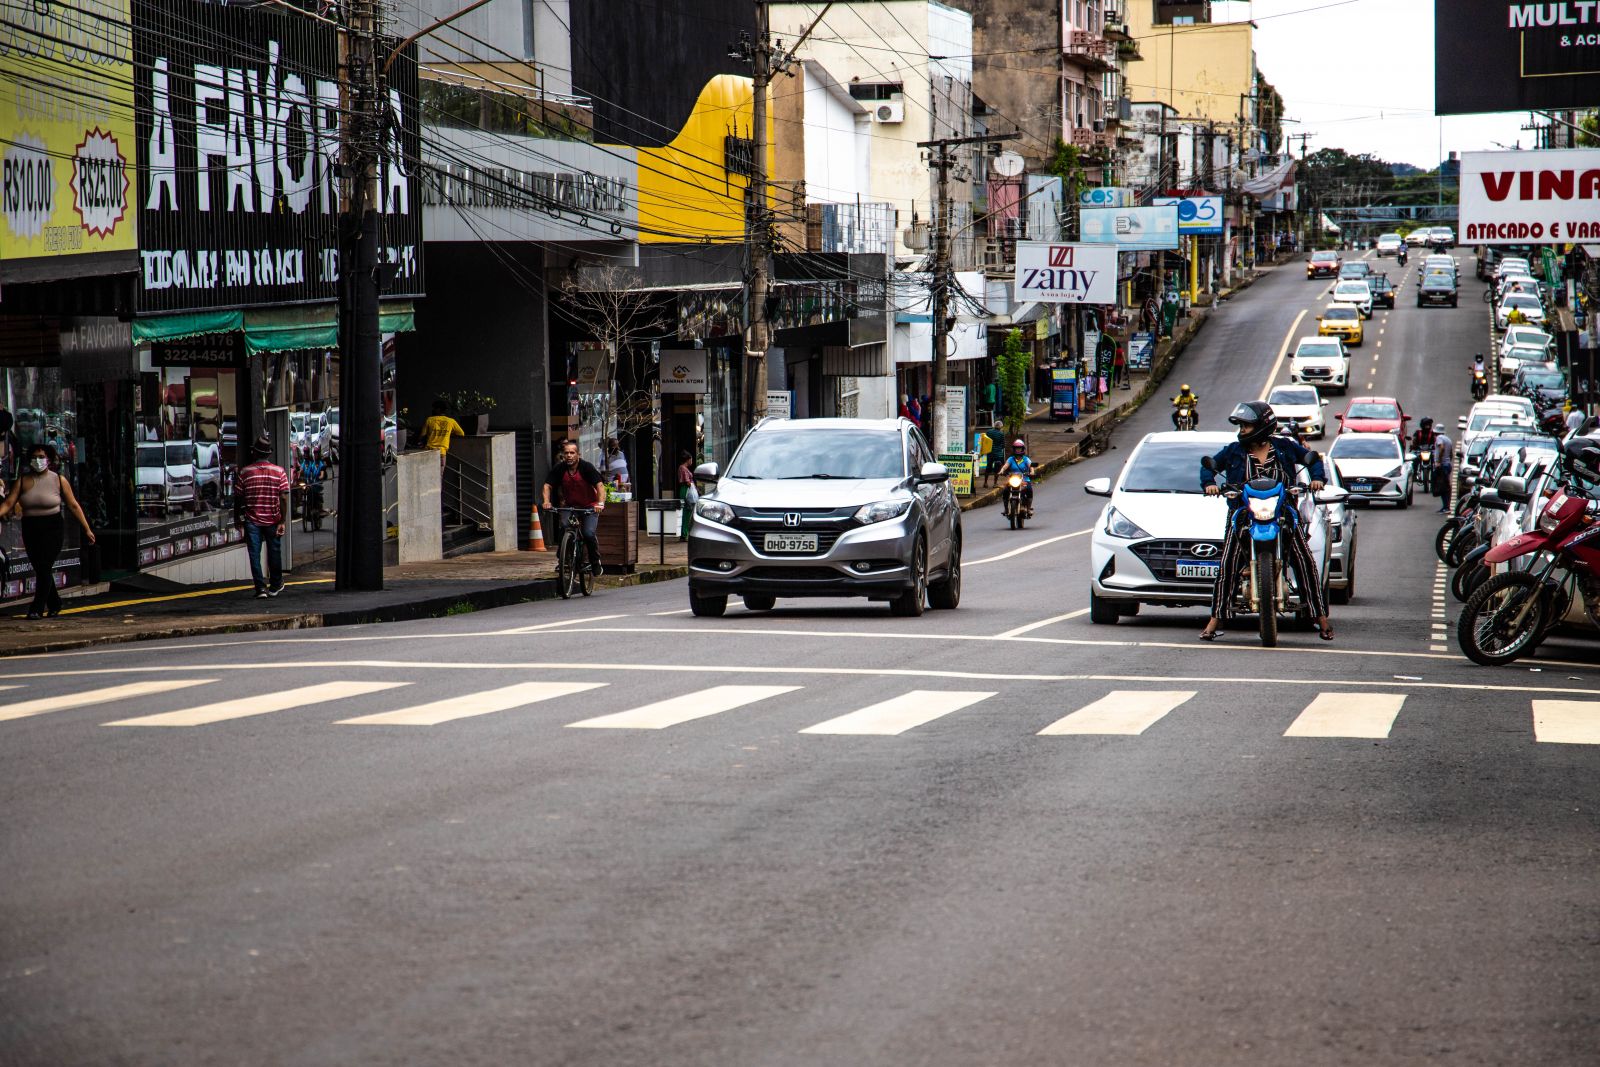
[1228,400,1275,446]
[1420,417,1434,430]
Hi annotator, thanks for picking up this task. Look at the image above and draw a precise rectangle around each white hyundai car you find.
[1083,432,1331,624]
[1267,384,1328,439]
[1327,431,1413,508]
[1330,279,1373,318]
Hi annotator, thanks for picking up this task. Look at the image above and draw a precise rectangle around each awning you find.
[133,302,416,353]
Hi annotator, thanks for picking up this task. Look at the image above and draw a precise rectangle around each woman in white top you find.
[0,444,95,619]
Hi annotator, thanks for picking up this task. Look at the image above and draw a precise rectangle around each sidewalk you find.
[0,540,689,658]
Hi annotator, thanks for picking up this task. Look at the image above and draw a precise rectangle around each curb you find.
[0,565,692,658]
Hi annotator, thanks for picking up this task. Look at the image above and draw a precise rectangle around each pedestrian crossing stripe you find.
[1532,700,1600,745]
[801,690,995,736]
[1284,693,1405,739]
[104,681,408,727]
[1039,690,1194,735]
[0,679,212,722]
[564,685,800,730]
[339,681,606,726]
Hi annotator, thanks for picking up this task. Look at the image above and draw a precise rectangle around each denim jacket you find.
[1200,437,1326,492]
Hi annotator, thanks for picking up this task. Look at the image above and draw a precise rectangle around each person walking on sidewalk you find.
[236,435,290,599]
[422,400,464,468]
[1111,338,1128,389]
[0,443,95,619]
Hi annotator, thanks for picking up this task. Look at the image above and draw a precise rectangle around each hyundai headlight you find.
[694,499,734,525]
[1383,465,1404,479]
[854,498,912,525]
[1329,521,1343,544]
[1103,507,1151,540]
[1248,496,1279,522]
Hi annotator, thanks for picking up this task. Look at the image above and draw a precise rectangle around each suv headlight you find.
[854,498,912,525]
[1104,506,1151,539]
[694,500,734,525]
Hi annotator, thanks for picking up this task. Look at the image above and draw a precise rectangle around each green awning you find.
[133,302,416,354]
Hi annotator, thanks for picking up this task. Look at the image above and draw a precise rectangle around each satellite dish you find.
[990,152,1024,178]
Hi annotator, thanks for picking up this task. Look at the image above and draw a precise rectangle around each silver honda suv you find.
[686,417,962,617]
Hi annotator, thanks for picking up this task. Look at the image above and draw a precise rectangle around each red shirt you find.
[559,467,599,508]
[238,460,290,525]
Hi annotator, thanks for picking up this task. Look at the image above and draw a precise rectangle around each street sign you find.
[1079,205,1180,250]
[1013,243,1117,305]
[1459,150,1600,245]
[765,390,792,419]
[1152,196,1224,235]
[659,350,708,393]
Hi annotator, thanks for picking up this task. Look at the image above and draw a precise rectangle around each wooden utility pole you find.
[919,131,1013,454]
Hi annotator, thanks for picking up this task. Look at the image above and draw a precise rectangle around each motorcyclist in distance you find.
[999,439,1037,517]
[1172,384,1200,429]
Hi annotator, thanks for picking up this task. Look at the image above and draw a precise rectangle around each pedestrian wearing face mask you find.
[0,444,95,619]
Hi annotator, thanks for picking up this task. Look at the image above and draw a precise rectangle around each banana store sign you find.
[0,0,136,276]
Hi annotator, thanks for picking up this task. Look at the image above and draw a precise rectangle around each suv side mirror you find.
[693,462,718,482]
[916,461,949,484]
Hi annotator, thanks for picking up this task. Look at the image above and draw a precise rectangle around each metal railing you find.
[442,453,494,531]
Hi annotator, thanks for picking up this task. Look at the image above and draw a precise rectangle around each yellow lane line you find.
[1259,308,1309,401]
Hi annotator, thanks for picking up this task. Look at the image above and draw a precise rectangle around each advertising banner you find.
[939,385,967,452]
[936,452,975,496]
[1078,186,1134,208]
[659,349,708,394]
[1458,149,1600,245]
[1152,196,1224,235]
[1128,332,1155,372]
[1051,367,1078,421]
[1013,242,1118,305]
[133,1,425,312]
[1436,3,1600,115]
[1079,205,1181,250]
[0,0,136,278]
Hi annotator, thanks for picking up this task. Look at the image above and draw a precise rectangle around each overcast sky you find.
[1212,0,1531,168]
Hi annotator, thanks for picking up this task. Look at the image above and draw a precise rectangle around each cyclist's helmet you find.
[1229,400,1276,446]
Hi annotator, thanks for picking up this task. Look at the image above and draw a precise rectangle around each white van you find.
[1289,337,1351,395]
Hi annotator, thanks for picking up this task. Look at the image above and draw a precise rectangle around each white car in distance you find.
[1267,384,1328,439]
[1331,279,1373,318]
[1499,326,1552,361]
[1375,233,1403,257]
[1496,292,1546,330]
[1290,337,1351,394]
[1328,432,1413,508]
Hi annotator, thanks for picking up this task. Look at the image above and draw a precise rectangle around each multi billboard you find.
[1152,196,1224,235]
[0,0,137,281]
[1013,243,1118,305]
[1458,149,1600,245]
[1079,205,1181,251]
[1436,3,1600,115]
[132,0,425,312]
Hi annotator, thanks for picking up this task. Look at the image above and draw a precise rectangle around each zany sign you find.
[1013,243,1117,305]
[1459,149,1600,244]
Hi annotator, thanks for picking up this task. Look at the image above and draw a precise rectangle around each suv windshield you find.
[165,444,191,465]
[1331,437,1399,460]
[726,428,905,480]
[1297,342,1342,358]
[1269,387,1318,406]
[1120,440,1220,494]
[137,444,164,467]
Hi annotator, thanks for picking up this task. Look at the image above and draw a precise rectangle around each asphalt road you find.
[4,257,1599,1066]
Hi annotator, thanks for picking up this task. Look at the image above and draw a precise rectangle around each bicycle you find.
[550,507,596,598]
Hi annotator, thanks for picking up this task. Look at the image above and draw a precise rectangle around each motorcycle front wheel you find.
[1253,547,1278,648]
[1445,527,1479,568]
[1457,571,1546,666]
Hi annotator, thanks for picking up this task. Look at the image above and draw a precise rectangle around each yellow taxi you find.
[1317,304,1364,347]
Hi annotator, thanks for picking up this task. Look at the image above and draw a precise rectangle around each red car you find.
[1336,396,1410,435]
[1306,249,1341,279]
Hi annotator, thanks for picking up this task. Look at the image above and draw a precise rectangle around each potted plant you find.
[444,391,497,435]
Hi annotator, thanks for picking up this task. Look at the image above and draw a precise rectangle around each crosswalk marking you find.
[1531,700,1600,744]
[105,681,407,727]
[0,680,211,723]
[800,690,995,736]
[564,685,800,730]
[1038,690,1194,736]
[338,681,606,726]
[1284,693,1406,739]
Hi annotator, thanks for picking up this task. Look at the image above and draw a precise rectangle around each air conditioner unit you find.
[873,101,905,124]
[1105,4,1120,21]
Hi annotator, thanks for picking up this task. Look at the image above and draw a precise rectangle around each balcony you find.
[1070,127,1115,150]
[1063,31,1115,72]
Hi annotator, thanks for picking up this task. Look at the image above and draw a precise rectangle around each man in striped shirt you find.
[236,434,291,598]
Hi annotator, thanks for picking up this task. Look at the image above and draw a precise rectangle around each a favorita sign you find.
[1013,243,1117,305]
[1458,149,1600,245]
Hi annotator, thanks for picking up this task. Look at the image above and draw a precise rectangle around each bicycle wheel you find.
[579,552,595,597]
[557,533,580,599]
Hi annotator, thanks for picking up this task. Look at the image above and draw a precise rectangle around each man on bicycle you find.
[542,441,606,575]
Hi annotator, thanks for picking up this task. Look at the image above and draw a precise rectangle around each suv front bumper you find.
[688,514,920,599]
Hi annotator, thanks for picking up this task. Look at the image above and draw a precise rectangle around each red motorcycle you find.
[1457,466,1600,665]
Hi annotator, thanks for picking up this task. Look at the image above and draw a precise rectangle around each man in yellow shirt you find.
[422,400,464,466]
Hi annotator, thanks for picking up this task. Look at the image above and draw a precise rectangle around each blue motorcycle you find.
[1203,454,1335,647]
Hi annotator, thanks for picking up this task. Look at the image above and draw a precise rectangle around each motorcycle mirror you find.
[1200,455,1218,472]
[1496,474,1531,503]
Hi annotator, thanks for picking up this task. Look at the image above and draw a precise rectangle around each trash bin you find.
[644,498,684,564]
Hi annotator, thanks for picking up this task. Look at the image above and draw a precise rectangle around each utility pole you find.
[733,2,833,428]
[919,131,1012,455]
[336,0,385,591]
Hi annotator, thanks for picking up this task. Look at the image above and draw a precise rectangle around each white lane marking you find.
[338,681,605,726]
[1040,690,1194,735]
[1430,645,1447,652]
[565,685,799,730]
[105,681,407,727]
[1284,693,1406,739]
[1259,308,1309,401]
[1532,701,1600,744]
[0,680,208,723]
[997,609,1089,639]
[966,529,1091,566]
[494,614,630,633]
[650,608,693,616]
[801,690,995,736]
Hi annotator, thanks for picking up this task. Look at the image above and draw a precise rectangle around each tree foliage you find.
[997,329,1030,440]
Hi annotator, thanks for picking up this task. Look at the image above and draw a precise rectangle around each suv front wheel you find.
[928,535,961,609]
[890,538,928,617]
[690,591,728,617]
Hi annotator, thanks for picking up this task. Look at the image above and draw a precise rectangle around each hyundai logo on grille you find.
[783,512,802,527]
[1190,543,1219,557]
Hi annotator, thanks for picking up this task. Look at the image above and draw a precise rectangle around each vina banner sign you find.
[1013,243,1117,305]
[1458,149,1600,245]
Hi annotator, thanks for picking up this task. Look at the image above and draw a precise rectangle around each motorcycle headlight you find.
[1007,474,1025,489]
[1103,506,1152,540]
[1247,496,1279,522]
[853,498,912,525]
[694,499,734,525]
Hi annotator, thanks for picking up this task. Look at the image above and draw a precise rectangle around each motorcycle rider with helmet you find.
[1470,353,1488,399]
[999,439,1037,517]
[1409,417,1439,491]
[1171,384,1200,430]
[1197,400,1332,643]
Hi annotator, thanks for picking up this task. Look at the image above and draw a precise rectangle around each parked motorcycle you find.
[1457,455,1600,665]
[1002,473,1029,530]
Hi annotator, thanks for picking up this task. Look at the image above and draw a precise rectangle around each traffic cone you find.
[529,506,548,551]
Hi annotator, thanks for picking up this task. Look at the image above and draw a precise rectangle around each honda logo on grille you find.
[783,512,802,527]
[1190,543,1219,557]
